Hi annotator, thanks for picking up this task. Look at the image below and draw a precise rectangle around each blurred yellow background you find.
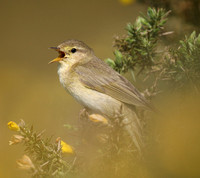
[1,0,200,178]
[0,0,146,177]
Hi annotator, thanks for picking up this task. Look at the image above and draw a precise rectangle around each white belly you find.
[67,80,122,118]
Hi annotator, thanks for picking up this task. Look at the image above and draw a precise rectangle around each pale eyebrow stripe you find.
[76,48,86,52]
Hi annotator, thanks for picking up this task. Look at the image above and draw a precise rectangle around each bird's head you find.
[49,40,94,65]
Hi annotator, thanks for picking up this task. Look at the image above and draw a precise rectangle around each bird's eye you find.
[71,48,77,53]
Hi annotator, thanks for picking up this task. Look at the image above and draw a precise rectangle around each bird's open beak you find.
[48,57,62,64]
[48,47,65,64]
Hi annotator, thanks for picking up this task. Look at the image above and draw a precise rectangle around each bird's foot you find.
[112,110,125,126]
[79,108,89,121]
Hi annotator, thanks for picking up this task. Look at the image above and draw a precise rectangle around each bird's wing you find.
[75,57,150,109]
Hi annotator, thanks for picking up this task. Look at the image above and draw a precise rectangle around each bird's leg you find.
[112,104,126,127]
[79,108,89,121]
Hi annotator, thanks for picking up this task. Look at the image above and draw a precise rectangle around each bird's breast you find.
[57,62,75,88]
[57,64,122,118]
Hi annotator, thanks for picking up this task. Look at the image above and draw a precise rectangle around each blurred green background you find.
[1,0,200,177]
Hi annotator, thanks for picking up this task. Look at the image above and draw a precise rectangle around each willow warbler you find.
[49,40,151,153]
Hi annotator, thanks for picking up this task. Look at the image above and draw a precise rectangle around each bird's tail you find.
[122,106,144,156]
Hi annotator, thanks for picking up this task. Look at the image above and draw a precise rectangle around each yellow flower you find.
[7,121,20,131]
[9,135,24,145]
[61,140,74,154]
[89,114,108,125]
[16,155,35,170]
[119,0,136,6]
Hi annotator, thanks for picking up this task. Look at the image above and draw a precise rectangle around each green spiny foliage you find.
[106,7,170,74]
[107,8,200,98]
[163,31,200,91]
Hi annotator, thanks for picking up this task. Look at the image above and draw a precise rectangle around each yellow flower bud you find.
[119,0,135,6]
[61,140,74,154]
[7,121,20,131]
[9,135,24,145]
[89,114,108,125]
[16,155,34,170]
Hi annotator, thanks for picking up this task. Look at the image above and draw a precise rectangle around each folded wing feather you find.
[75,57,150,109]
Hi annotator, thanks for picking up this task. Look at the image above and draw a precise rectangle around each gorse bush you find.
[164,32,200,91]
[106,8,170,74]
[8,120,75,178]
[107,8,200,98]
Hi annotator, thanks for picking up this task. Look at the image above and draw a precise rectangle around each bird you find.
[49,40,151,154]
